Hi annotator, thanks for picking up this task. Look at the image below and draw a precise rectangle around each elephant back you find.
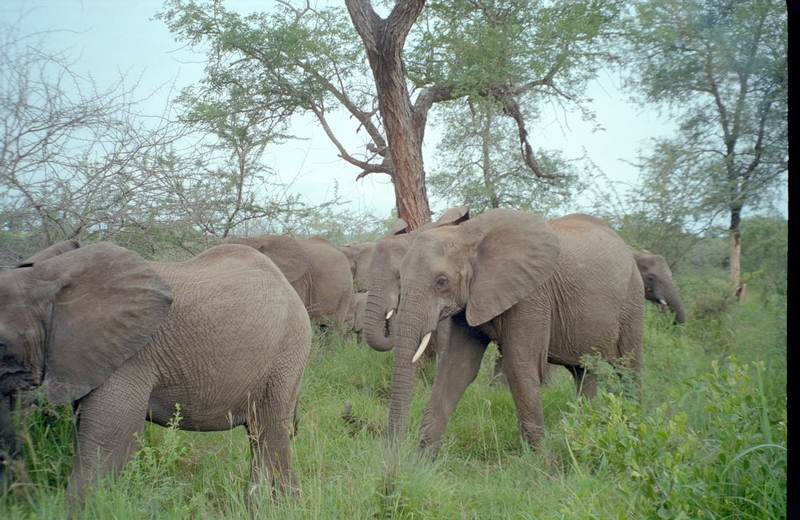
[143,244,311,428]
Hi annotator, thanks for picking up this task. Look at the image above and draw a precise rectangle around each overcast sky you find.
[4,0,682,219]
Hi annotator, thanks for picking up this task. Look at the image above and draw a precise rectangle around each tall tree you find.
[428,97,584,216]
[622,0,788,286]
[158,0,622,230]
[345,0,430,229]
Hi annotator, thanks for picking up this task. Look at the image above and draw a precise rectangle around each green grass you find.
[1,287,786,519]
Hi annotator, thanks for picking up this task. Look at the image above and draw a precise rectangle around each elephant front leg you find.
[67,377,151,508]
[418,313,490,458]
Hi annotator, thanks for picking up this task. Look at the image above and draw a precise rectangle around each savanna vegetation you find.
[0,234,787,518]
[0,0,787,518]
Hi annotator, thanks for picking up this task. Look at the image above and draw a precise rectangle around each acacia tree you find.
[428,97,584,216]
[158,0,622,230]
[0,21,184,263]
[622,0,788,286]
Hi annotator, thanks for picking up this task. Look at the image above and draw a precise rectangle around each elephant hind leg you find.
[245,371,303,497]
[567,365,597,399]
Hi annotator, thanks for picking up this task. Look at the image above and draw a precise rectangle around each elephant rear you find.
[144,244,311,431]
[546,214,644,372]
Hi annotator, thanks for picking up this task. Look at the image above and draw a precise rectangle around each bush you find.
[550,356,786,519]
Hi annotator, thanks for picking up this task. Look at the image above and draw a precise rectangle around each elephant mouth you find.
[382,309,395,338]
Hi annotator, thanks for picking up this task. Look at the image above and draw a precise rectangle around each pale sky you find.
[3,0,680,219]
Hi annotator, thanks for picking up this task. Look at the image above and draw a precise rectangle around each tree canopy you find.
[621,0,787,283]
[157,0,623,228]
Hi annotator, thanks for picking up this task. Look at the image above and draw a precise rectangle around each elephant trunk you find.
[387,291,439,442]
[0,392,22,486]
[362,288,397,352]
[663,287,686,324]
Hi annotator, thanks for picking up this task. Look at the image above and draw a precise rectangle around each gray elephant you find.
[361,206,470,354]
[384,210,644,456]
[338,242,376,292]
[0,241,310,503]
[633,250,686,323]
[343,291,368,336]
[227,235,353,328]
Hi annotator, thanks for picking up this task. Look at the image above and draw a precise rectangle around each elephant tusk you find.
[412,332,432,363]
[658,299,667,306]
[386,309,394,320]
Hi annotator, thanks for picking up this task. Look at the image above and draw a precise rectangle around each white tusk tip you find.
[412,332,432,363]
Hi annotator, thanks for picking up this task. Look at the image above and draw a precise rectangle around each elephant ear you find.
[388,219,408,236]
[16,240,80,268]
[632,251,657,275]
[465,209,560,327]
[433,206,469,227]
[228,235,308,283]
[33,243,173,405]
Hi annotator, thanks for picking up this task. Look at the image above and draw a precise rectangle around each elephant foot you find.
[519,420,545,447]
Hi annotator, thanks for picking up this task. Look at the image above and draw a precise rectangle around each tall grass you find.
[1,285,786,519]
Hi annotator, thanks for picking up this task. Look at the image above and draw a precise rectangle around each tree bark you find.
[345,0,431,230]
[729,204,742,288]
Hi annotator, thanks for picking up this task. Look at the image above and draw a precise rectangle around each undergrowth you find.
[0,285,786,519]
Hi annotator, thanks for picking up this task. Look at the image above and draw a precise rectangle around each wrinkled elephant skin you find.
[0,241,311,504]
[228,235,354,328]
[388,211,644,456]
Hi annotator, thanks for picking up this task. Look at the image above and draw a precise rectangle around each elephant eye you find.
[436,276,448,290]
[647,275,656,283]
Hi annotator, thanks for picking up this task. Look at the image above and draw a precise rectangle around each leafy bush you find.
[551,356,786,519]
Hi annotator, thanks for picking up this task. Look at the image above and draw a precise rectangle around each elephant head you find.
[387,209,560,440]
[339,242,376,292]
[361,207,470,353]
[226,235,309,284]
[633,251,686,324]
[344,291,368,335]
[0,241,173,479]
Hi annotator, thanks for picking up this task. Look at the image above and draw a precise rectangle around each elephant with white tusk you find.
[632,250,686,324]
[383,210,644,456]
[360,206,470,355]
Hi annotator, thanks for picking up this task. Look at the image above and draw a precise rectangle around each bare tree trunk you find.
[345,0,431,230]
[729,204,742,293]
[481,104,499,209]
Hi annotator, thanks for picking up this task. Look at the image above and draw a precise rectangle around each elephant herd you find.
[0,207,685,505]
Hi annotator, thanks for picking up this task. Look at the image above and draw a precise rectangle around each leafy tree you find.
[428,97,584,217]
[622,0,788,286]
[157,0,623,229]
[739,215,787,296]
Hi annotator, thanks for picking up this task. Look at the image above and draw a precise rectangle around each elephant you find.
[633,250,686,323]
[384,210,644,456]
[0,241,311,503]
[227,235,354,328]
[343,291,368,336]
[338,242,376,292]
[361,206,470,354]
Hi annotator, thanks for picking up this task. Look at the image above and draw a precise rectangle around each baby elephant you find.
[0,241,311,504]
